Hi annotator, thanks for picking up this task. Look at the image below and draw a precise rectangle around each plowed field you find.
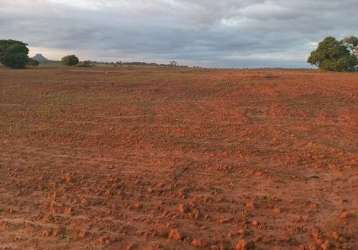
[0,68,357,249]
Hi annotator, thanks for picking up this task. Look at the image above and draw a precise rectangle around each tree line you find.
[0,39,80,68]
[1,36,357,71]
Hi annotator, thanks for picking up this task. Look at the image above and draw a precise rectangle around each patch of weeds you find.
[61,227,71,241]
[42,185,49,192]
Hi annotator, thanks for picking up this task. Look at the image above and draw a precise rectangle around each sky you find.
[0,0,357,68]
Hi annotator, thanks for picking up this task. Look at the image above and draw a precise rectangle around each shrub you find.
[77,60,93,67]
[61,55,79,66]
[27,58,39,66]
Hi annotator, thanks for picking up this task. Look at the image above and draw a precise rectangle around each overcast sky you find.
[0,0,357,67]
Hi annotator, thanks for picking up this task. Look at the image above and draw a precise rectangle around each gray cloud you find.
[0,0,357,67]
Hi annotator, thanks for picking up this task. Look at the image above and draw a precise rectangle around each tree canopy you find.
[308,36,358,72]
[342,36,358,57]
[0,39,29,69]
[61,55,79,66]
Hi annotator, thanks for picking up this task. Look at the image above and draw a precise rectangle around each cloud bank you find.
[0,0,357,67]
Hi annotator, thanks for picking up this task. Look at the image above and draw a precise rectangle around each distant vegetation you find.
[3,36,357,71]
[27,58,39,66]
[0,39,29,69]
[61,55,79,66]
[1,39,186,69]
[308,36,358,72]
[77,60,94,67]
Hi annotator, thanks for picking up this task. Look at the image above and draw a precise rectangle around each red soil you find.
[0,68,357,249]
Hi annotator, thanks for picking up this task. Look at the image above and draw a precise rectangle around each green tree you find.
[61,55,79,66]
[0,39,29,69]
[342,36,358,57]
[308,36,358,72]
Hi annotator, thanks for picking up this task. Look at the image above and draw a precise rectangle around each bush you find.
[0,40,29,69]
[77,60,93,67]
[27,58,39,66]
[61,55,79,66]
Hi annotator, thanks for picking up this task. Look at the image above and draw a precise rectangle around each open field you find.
[0,68,357,249]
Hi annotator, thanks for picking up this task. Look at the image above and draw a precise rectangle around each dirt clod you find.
[168,229,183,241]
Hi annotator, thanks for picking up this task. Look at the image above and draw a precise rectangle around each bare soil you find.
[0,68,357,249]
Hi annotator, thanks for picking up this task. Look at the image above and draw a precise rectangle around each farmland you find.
[0,67,357,249]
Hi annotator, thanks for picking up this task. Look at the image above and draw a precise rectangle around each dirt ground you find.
[0,67,357,250]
